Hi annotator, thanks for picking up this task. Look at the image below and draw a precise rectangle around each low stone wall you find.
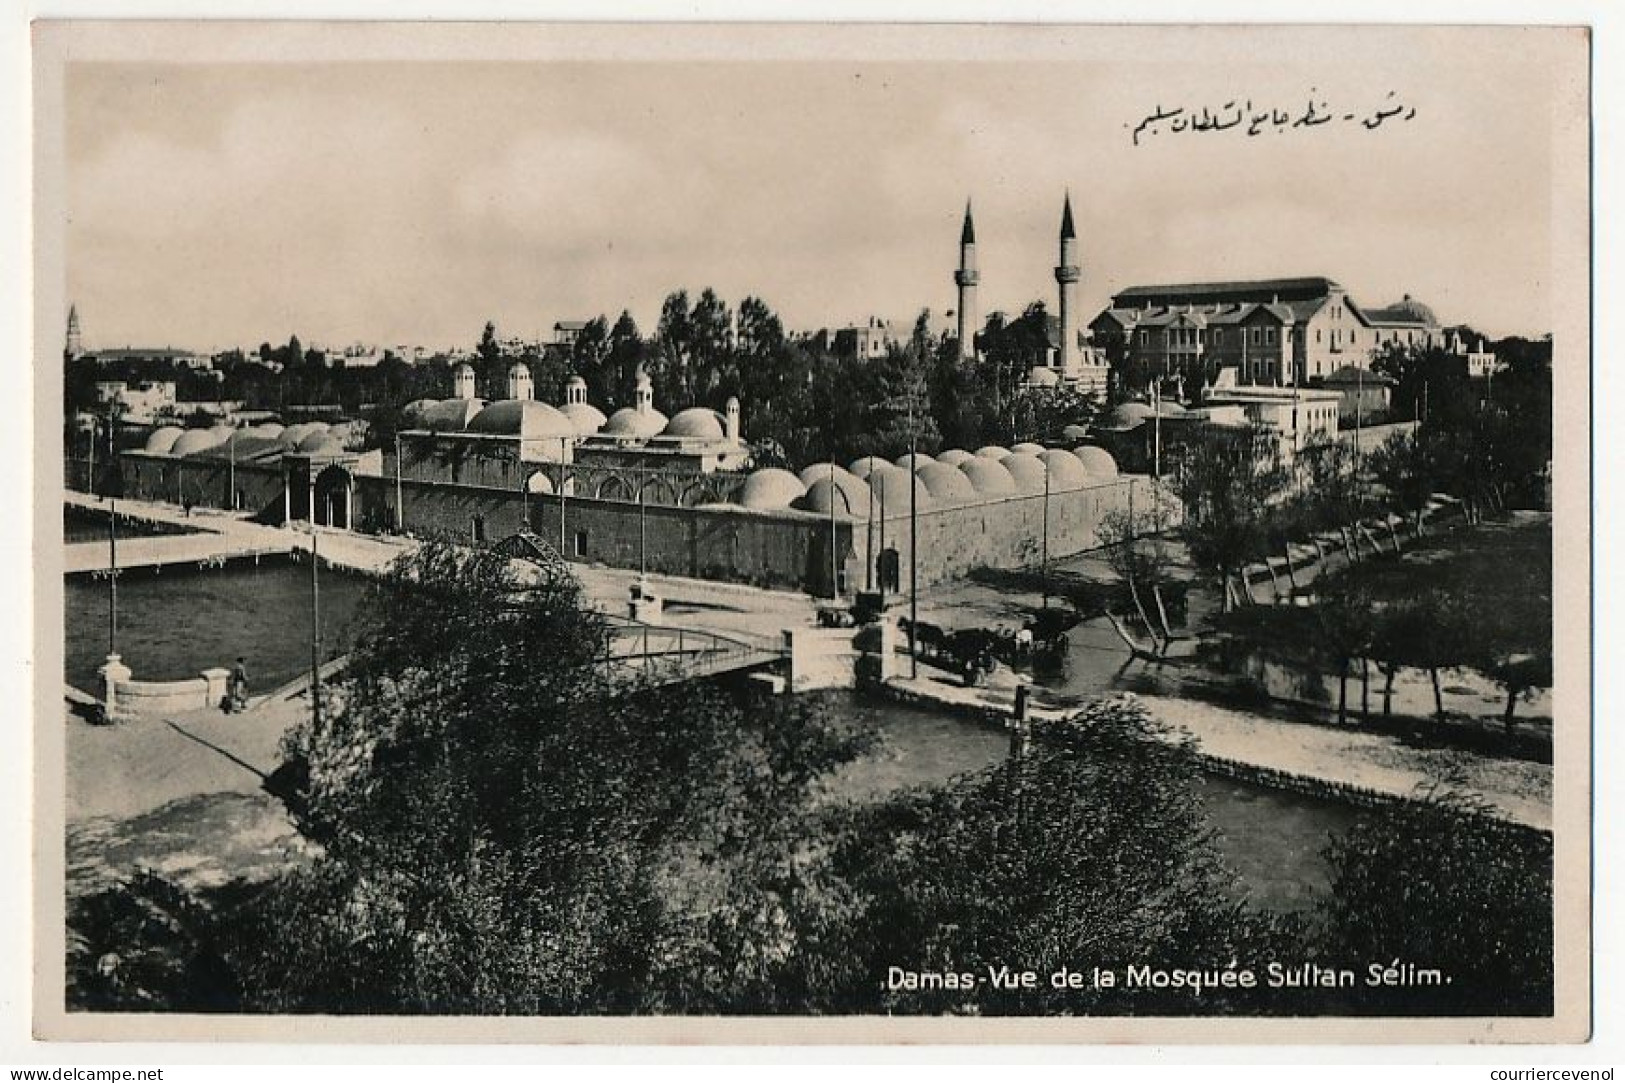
[110,666,232,717]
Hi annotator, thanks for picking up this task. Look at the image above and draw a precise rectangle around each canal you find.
[65,557,373,696]
[825,694,1361,914]
[63,546,1362,915]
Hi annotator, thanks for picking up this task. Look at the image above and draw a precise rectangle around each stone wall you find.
[119,453,288,520]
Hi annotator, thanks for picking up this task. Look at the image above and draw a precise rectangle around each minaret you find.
[1055,192,1081,373]
[506,360,533,401]
[65,304,82,360]
[634,367,654,414]
[954,201,979,362]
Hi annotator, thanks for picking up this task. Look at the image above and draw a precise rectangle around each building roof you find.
[1320,365,1397,387]
[84,346,200,359]
[660,406,728,442]
[601,405,668,439]
[553,320,590,332]
[1113,276,1341,305]
[466,399,578,441]
[737,468,807,510]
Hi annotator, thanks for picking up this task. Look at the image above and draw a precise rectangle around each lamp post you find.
[393,432,404,533]
[1040,460,1051,610]
[828,460,838,600]
[908,389,919,680]
[558,435,568,558]
[309,525,322,731]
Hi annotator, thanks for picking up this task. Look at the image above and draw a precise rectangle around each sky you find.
[58,30,1573,353]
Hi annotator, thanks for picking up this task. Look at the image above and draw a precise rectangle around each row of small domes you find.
[143,420,351,459]
[401,397,736,444]
[736,444,1119,514]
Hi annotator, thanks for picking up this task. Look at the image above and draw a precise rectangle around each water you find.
[65,558,373,695]
[826,694,1360,913]
[64,505,201,545]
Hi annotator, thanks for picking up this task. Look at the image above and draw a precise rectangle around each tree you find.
[235,541,871,1013]
[477,321,501,365]
[1170,425,1289,611]
[799,698,1291,1014]
[1317,789,1552,1015]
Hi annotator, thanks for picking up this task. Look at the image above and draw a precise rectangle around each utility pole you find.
[309,525,321,731]
[638,473,647,579]
[1040,461,1050,609]
[106,411,118,658]
[828,460,838,600]
[394,432,404,533]
[907,376,919,679]
[558,435,568,559]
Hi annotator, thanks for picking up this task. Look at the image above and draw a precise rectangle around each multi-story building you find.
[1090,278,1445,395]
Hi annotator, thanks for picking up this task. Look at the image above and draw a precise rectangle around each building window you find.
[1316,329,1322,344]
[1251,327,1261,345]
[1265,327,1276,345]
[1212,328,1222,345]
[574,530,588,557]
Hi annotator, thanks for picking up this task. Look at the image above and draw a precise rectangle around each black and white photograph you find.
[27,19,1591,1045]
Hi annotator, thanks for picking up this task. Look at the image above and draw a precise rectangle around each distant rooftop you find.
[1113,277,1342,304]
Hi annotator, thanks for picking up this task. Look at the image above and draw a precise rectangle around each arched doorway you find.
[312,464,354,529]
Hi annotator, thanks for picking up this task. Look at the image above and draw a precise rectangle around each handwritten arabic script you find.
[1128,90,1417,147]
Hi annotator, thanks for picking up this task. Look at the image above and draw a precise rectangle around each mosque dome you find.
[399,400,438,430]
[866,464,936,511]
[737,468,807,510]
[935,448,974,466]
[848,455,889,480]
[1073,446,1119,478]
[1002,452,1048,492]
[974,445,1012,461]
[279,422,328,448]
[297,429,342,453]
[894,451,935,471]
[1101,402,1154,430]
[1038,449,1090,489]
[798,462,859,491]
[206,422,236,444]
[797,472,873,517]
[917,461,978,502]
[143,426,185,455]
[1390,294,1438,325]
[1061,423,1090,441]
[958,457,1019,496]
[1027,366,1061,388]
[560,401,608,435]
[422,398,486,431]
[1156,400,1187,417]
[661,407,728,441]
[249,422,285,440]
[170,428,227,457]
[466,399,578,442]
[602,405,668,439]
[1010,441,1046,456]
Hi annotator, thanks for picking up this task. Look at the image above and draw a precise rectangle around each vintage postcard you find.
[31,21,1591,1044]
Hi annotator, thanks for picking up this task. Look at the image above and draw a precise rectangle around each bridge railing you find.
[598,615,782,679]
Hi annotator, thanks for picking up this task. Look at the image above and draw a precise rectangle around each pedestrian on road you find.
[229,656,249,713]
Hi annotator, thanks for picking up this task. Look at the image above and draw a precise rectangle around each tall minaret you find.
[954,201,979,362]
[65,304,82,360]
[1055,192,1081,373]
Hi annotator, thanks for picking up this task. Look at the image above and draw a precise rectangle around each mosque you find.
[115,197,1146,596]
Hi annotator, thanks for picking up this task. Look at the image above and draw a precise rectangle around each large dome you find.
[935,448,974,466]
[662,407,727,441]
[798,472,873,517]
[466,399,578,442]
[250,422,286,440]
[867,464,936,511]
[1073,446,1119,478]
[1027,366,1061,388]
[171,428,226,457]
[143,426,185,454]
[973,445,1012,461]
[1038,448,1090,489]
[958,457,1019,496]
[848,455,889,480]
[737,468,807,510]
[560,401,608,435]
[601,405,668,439]
[1390,294,1438,325]
[1010,441,1046,456]
[798,463,859,490]
[399,401,438,430]
[916,461,978,502]
[1002,452,1048,492]
[422,399,486,431]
